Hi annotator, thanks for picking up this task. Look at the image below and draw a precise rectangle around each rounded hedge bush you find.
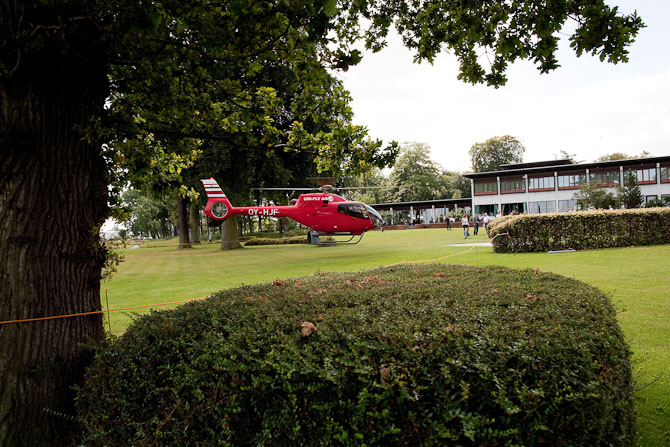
[77,265,635,446]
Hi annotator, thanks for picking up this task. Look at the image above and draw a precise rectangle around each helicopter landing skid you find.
[308,231,364,246]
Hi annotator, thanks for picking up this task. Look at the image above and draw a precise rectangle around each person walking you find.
[473,214,480,235]
[445,215,452,231]
[461,215,469,238]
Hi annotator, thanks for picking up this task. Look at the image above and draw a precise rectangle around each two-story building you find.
[463,156,670,216]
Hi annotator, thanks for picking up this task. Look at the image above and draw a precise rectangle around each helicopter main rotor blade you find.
[335,186,398,190]
[332,186,401,191]
[252,185,401,192]
[253,187,314,191]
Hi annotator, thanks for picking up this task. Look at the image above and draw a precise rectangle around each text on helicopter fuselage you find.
[248,208,280,216]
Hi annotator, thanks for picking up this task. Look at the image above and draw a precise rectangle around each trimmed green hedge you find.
[77,265,635,446]
[489,207,670,253]
[244,235,308,245]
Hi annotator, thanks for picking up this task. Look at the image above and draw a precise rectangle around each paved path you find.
[446,242,493,247]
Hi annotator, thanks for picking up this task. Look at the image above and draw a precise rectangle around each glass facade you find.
[474,180,498,195]
[558,199,577,212]
[661,166,670,182]
[589,170,620,186]
[557,173,586,189]
[500,178,525,193]
[527,201,556,214]
[627,167,656,183]
[528,176,554,191]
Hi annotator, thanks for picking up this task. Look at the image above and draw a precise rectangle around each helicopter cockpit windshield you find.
[365,205,385,228]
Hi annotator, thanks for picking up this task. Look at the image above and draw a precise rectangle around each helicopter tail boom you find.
[201,178,234,221]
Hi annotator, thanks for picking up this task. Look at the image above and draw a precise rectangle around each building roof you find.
[463,155,670,179]
[499,159,573,170]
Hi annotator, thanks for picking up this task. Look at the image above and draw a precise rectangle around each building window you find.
[627,167,657,184]
[645,195,658,205]
[474,180,498,195]
[500,177,525,194]
[661,166,670,183]
[589,170,620,186]
[527,201,556,214]
[528,176,555,191]
[558,199,577,212]
[557,173,585,189]
[502,203,524,215]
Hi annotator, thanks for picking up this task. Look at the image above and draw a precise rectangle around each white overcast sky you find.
[335,0,670,173]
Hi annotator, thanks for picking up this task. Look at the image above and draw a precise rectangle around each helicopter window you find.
[337,203,369,220]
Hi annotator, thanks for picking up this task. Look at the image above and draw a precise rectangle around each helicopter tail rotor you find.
[201,178,233,221]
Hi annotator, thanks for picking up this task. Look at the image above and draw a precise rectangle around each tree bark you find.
[279,217,291,237]
[188,202,201,244]
[220,215,242,250]
[177,194,192,249]
[0,45,108,445]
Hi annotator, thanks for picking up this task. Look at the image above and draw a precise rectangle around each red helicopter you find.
[201,178,385,245]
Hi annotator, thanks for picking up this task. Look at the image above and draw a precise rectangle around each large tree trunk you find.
[220,215,242,250]
[188,202,201,244]
[177,194,192,249]
[0,46,108,446]
[279,217,291,237]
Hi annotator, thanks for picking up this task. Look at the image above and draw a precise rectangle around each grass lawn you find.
[103,229,670,446]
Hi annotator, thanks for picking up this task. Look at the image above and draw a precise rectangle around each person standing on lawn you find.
[461,215,469,238]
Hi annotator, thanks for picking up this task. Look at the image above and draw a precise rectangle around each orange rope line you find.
[3,240,491,326]
[0,296,210,325]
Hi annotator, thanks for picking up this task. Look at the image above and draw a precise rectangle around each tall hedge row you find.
[77,265,635,446]
[244,235,308,245]
[488,207,670,253]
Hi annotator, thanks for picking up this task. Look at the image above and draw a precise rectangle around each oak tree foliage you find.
[469,135,526,173]
[595,151,652,162]
[388,143,443,202]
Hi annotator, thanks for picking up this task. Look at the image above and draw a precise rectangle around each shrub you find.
[645,199,666,208]
[241,230,309,240]
[489,208,670,253]
[572,183,617,210]
[618,171,644,209]
[243,236,308,245]
[77,265,635,446]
